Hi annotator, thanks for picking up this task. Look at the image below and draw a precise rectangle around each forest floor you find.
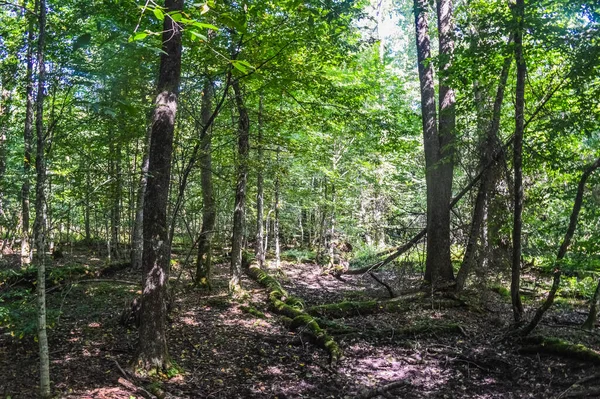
[1,249,600,398]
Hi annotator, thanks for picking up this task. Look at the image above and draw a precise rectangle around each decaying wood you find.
[246,264,342,364]
[519,336,600,365]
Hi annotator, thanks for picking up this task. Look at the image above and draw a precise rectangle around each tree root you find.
[519,336,600,364]
[246,265,342,364]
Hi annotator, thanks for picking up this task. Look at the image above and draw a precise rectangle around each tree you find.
[133,0,183,372]
[413,0,455,284]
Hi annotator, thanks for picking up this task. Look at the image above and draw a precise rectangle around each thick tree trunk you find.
[456,55,512,291]
[229,80,250,293]
[33,0,50,395]
[133,0,183,373]
[511,0,525,323]
[21,6,35,265]
[131,126,151,270]
[414,0,453,283]
[255,95,265,267]
[195,79,216,287]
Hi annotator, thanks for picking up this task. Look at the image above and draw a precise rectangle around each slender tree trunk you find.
[195,79,216,287]
[229,80,250,293]
[110,138,122,259]
[456,55,512,291]
[255,95,265,267]
[21,4,36,264]
[520,157,600,335]
[84,168,91,242]
[133,0,183,372]
[583,282,600,330]
[33,0,50,394]
[511,0,526,323]
[274,147,281,269]
[131,125,151,269]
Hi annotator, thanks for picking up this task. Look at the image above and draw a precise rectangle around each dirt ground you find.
[1,253,600,398]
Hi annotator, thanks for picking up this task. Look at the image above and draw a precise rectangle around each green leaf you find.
[231,60,248,73]
[192,21,218,30]
[129,32,148,42]
[190,31,207,41]
[153,8,164,21]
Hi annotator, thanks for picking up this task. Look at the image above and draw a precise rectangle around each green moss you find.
[240,305,266,319]
[520,336,600,364]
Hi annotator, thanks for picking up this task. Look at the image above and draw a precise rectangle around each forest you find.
[1,0,600,397]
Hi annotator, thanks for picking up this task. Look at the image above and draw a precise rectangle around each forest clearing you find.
[1,0,600,397]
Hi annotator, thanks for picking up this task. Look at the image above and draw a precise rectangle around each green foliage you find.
[348,244,382,270]
[281,249,316,264]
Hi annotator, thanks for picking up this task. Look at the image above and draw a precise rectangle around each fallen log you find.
[305,293,463,319]
[519,336,600,365]
[246,264,342,364]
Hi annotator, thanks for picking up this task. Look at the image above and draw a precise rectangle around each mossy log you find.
[519,336,600,364]
[306,294,462,319]
[246,265,342,364]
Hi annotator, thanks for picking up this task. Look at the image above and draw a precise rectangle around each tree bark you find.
[456,54,512,291]
[511,0,525,323]
[33,0,50,394]
[255,95,265,268]
[229,80,250,294]
[133,0,183,373]
[195,79,216,287]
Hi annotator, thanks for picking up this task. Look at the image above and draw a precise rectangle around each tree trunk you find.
[519,157,600,335]
[511,0,525,323]
[195,79,216,287]
[255,95,265,267]
[131,125,151,270]
[456,54,512,291]
[414,0,453,283]
[110,137,122,259]
[229,80,250,294]
[21,5,35,265]
[583,281,600,330]
[133,0,183,373]
[33,0,50,395]
[274,146,281,269]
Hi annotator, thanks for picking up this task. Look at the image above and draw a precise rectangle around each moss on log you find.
[519,336,600,364]
[247,265,342,364]
[306,294,462,319]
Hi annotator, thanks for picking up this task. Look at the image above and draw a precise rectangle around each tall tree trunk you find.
[33,0,50,395]
[195,79,216,287]
[456,54,512,291]
[229,80,250,293]
[131,125,151,270]
[511,0,526,323]
[21,4,36,265]
[255,95,265,268]
[274,146,281,269]
[84,167,91,242]
[133,0,183,372]
[520,157,600,335]
[110,137,122,259]
[414,0,453,283]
